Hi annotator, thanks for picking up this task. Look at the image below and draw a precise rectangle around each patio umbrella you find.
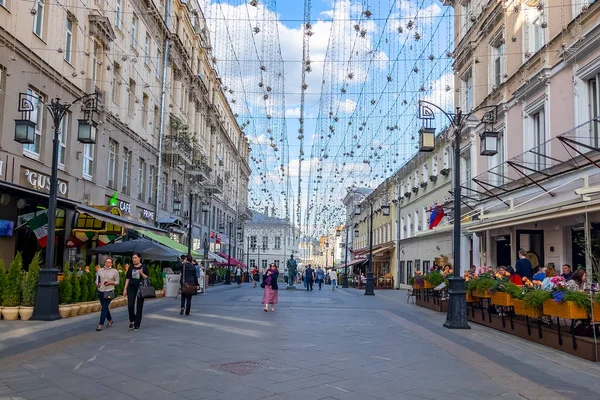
[88,239,181,261]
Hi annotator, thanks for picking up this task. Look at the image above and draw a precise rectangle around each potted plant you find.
[489,271,517,306]
[424,270,444,288]
[542,277,590,320]
[20,251,41,320]
[440,168,450,176]
[521,284,552,318]
[429,175,437,182]
[78,271,90,314]
[2,252,23,320]
[58,269,72,318]
[469,272,494,298]
[69,271,81,317]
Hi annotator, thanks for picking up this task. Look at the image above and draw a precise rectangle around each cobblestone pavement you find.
[1,284,600,400]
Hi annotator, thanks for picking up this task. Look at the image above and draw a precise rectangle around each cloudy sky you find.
[199,0,454,239]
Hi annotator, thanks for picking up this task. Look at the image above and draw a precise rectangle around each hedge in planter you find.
[21,251,41,308]
[0,259,6,306]
[2,252,23,308]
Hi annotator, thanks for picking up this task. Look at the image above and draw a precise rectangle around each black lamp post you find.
[221,222,231,285]
[342,220,349,288]
[14,92,99,321]
[417,100,498,329]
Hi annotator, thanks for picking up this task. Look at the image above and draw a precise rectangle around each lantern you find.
[419,127,435,152]
[381,204,390,216]
[77,118,98,143]
[480,131,499,156]
[14,119,36,144]
[354,229,359,238]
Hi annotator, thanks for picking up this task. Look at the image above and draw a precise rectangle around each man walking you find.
[329,269,338,290]
[316,266,325,290]
[305,265,315,291]
[515,249,533,280]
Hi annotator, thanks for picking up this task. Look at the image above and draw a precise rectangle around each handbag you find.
[181,265,197,296]
[103,290,116,299]
[138,277,156,299]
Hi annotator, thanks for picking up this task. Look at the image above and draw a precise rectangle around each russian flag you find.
[429,206,444,229]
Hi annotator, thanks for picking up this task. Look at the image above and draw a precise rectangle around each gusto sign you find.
[23,168,68,195]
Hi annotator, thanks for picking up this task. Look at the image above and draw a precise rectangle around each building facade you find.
[0,0,249,268]
[244,211,300,273]
[444,0,600,276]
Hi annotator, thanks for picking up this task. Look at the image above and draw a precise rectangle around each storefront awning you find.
[467,199,600,233]
[215,252,246,267]
[336,258,367,269]
[209,252,227,263]
[135,229,201,258]
[372,243,395,256]
[75,205,166,234]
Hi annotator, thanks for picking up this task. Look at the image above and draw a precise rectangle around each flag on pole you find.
[27,212,49,247]
[429,206,445,230]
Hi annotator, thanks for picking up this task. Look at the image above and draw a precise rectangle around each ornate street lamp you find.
[381,204,390,216]
[77,118,98,143]
[354,229,360,238]
[419,126,436,152]
[173,199,182,213]
[14,92,100,321]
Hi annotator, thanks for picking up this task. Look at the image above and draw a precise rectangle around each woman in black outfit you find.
[180,255,199,316]
[123,252,149,331]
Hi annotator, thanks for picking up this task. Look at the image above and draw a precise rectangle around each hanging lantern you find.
[381,204,390,216]
[419,127,435,152]
[14,119,36,144]
[354,229,359,238]
[77,118,98,143]
[354,206,361,215]
[173,199,181,213]
[480,131,499,156]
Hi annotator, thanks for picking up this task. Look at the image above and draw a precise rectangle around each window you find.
[156,49,162,80]
[261,259,268,268]
[415,259,421,273]
[33,0,44,37]
[460,147,471,188]
[274,260,280,268]
[574,0,595,17]
[586,75,600,147]
[532,110,547,170]
[262,236,268,250]
[24,88,43,156]
[153,105,160,132]
[142,93,149,127]
[128,79,136,116]
[107,139,118,189]
[121,147,131,194]
[422,163,428,182]
[65,17,73,63]
[58,112,69,169]
[148,165,156,204]
[172,179,179,213]
[137,158,146,200]
[400,217,405,240]
[490,32,504,89]
[83,144,94,179]
[250,235,257,249]
[414,210,419,234]
[525,6,545,56]
[406,213,411,239]
[423,260,431,274]
[274,236,281,250]
[115,0,122,30]
[461,68,473,111]
[112,62,121,105]
[144,34,151,65]
[422,207,428,231]
[249,259,256,268]
[407,260,413,278]
[131,15,137,48]
[92,42,100,89]
[413,170,419,188]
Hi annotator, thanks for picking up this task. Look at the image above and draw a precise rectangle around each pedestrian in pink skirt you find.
[261,263,279,312]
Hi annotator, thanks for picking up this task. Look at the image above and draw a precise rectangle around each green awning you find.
[136,229,201,258]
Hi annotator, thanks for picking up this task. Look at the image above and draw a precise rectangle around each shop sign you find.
[22,168,68,195]
[140,208,155,221]
[108,193,131,215]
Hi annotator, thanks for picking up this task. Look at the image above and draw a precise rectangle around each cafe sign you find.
[22,168,68,195]
[108,193,131,215]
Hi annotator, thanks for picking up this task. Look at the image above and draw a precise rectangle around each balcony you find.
[204,174,223,195]
[162,135,192,167]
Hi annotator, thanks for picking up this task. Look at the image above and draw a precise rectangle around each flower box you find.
[592,303,600,323]
[472,289,491,298]
[543,299,588,320]
[422,281,433,289]
[490,292,513,307]
[465,292,479,303]
[411,282,423,289]
[513,299,543,318]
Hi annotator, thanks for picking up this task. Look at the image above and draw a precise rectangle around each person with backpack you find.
[316,266,325,290]
[180,255,199,316]
[235,265,244,287]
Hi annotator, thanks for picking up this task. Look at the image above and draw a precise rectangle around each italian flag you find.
[27,212,49,248]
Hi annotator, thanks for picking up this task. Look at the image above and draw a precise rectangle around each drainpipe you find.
[155,0,171,225]
[396,192,402,289]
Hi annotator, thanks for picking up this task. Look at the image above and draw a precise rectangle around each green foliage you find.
[594,292,600,304]
[21,251,41,307]
[466,278,478,291]
[501,282,525,300]
[563,290,592,311]
[408,276,416,285]
[2,252,23,307]
[89,271,97,301]
[58,273,72,304]
[79,271,89,303]
[475,274,496,293]
[0,259,6,305]
[523,289,552,309]
[70,270,81,303]
[424,270,444,287]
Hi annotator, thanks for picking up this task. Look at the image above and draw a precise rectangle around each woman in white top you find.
[329,269,338,290]
[96,257,119,331]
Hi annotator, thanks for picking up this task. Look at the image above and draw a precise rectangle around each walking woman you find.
[252,266,260,288]
[96,257,119,331]
[261,263,279,312]
[123,253,149,331]
[180,255,199,316]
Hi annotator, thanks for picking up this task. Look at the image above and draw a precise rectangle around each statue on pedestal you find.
[286,254,297,290]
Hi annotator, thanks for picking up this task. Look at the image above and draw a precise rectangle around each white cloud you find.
[338,99,357,113]
[248,134,271,145]
[285,107,302,118]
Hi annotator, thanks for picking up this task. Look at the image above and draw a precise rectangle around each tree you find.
[21,251,41,307]
[71,270,81,303]
[0,259,6,306]
[58,274,72,304]
[2,252,23,307]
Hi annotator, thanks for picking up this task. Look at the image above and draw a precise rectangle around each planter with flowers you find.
[489,271,521,307]
[409,271,425,289]
[592,293,600,323]
[463,272,479,302]
[541,277,590,319]
[466,271,494,298]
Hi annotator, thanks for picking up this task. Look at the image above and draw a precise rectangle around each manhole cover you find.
[211,361,274,375]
